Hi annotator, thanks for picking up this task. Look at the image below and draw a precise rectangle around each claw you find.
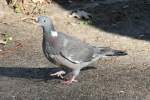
[63,79,78,85]
[62,76,78,85]
[50,70,66,79]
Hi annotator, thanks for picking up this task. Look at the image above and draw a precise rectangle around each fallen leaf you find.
[14,4,22,13]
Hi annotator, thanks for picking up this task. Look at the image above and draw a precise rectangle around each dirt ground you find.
[0,0,150,100]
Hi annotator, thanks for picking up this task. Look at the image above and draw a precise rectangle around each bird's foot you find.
[63,78,78,85]
[50,70,66,79]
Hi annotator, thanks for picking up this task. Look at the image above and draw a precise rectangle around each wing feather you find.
[58,32,95,64]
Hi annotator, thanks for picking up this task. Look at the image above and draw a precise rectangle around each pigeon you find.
[37,16,127,84]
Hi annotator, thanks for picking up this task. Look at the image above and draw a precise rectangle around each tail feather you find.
[105,50,127,56]
[95,47,127,56]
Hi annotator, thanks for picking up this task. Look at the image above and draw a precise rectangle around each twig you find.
[21,17,36,21]
[12,0,19,6]
[21,17,37,24]
[30,3,38,14]
[0,41,23,58]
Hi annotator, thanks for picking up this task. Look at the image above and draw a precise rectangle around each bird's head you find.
[36,16,55,31]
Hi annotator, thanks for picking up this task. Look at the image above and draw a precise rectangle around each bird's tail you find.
[95,47,127,56]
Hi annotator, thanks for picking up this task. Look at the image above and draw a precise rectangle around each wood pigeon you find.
[37,16,127,84]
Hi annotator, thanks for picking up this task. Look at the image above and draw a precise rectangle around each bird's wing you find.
[58,32,95,64]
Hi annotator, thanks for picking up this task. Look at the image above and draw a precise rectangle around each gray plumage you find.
[37,16,127,84]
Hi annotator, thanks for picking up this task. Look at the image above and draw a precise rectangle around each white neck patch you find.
[51,31,58,37]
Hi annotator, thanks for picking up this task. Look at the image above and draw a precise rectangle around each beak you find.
[35,17,38,23]
[35,17,40,26]
[34,17,42,26]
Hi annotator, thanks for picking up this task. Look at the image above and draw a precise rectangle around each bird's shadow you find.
[0,66,96,82]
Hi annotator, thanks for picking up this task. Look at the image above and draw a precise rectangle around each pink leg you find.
[62,69,80,85]
[50,70,66,79]
[63,75,78,85]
